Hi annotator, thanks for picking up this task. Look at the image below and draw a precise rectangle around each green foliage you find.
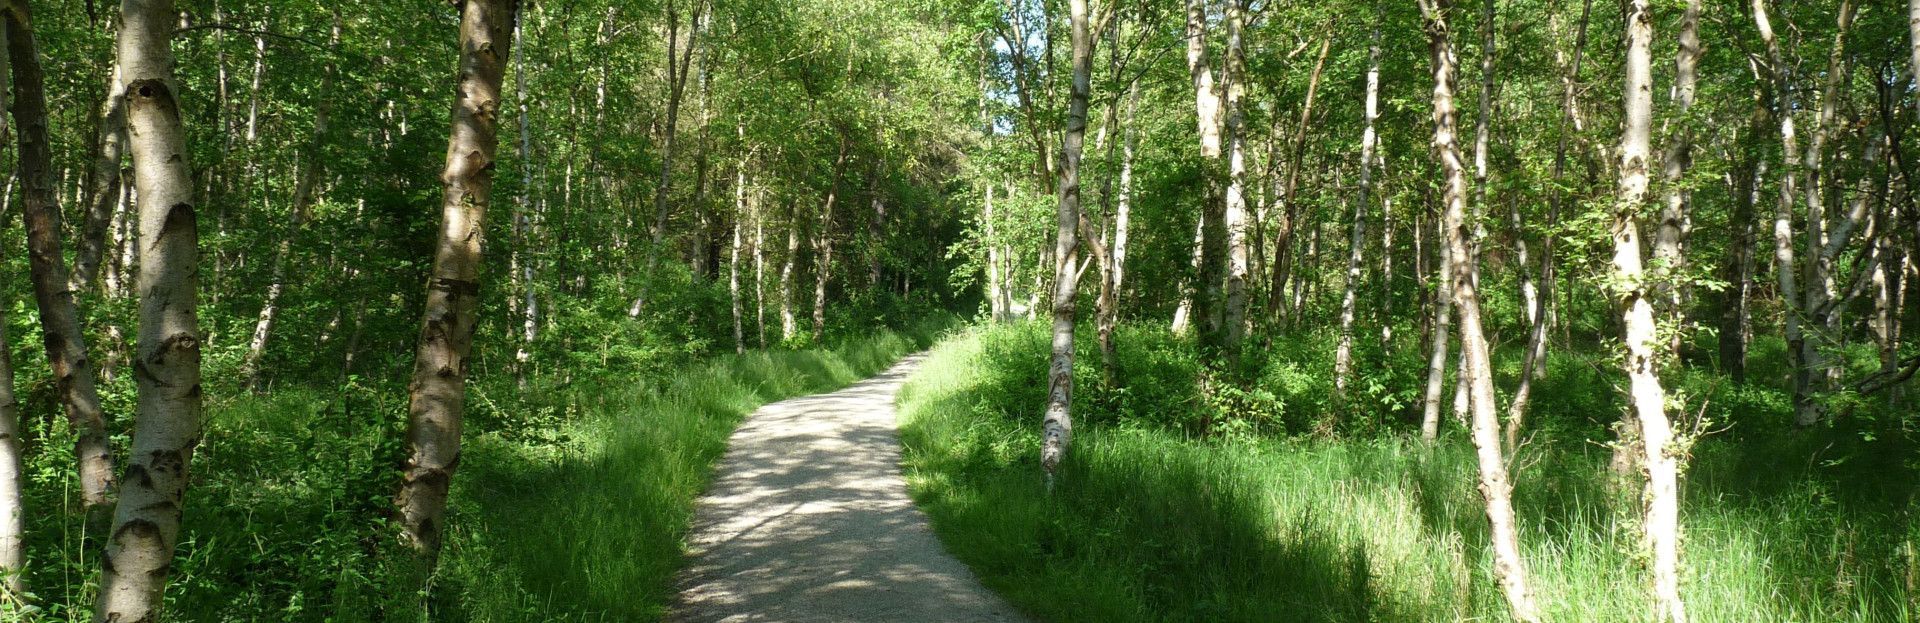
[901,323,1920,623]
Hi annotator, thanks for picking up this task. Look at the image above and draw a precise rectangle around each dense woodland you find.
[0,0,1902,620]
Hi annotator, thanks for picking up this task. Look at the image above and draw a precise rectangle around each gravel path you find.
[672,354,1024,623]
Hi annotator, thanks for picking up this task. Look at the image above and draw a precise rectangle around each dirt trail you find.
[672,354,1024,623]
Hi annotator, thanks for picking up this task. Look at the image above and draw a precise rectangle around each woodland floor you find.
[670,354,1025,623]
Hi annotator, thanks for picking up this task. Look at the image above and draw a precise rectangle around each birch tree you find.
[1614,0,1688,617]
[97,0,207,617]
[395,0,519,560]
[1335,4,1381,400]
[3,0,116,509]
[1043,0,1098,487]
[1418,0,1540,618]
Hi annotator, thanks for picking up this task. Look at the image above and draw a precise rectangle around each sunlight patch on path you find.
[672,354,1024,623]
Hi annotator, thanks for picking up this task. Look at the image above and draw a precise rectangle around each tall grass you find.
[0,317,947,622]
[898,322,1919,622]
[438,319,947,621]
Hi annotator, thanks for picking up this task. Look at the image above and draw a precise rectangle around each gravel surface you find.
[672,354,1025,623]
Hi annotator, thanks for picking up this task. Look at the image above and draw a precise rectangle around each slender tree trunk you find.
[867,169,884,289]
[1043,0,1093,488]
[393,0,517,562]
[1417,2,1542,619]
[4,1,116,509]
[1651,0,1700,358]
[1268,32,1334,326]
[1421,208,1454,441]
[1099,85,1138,379]
[1172,217,1204,333]
[1221,0,1250,348]
[1797,0,1857,418]
[813,137,851,343]
[986,182,1007,322]
[1508,0,1591,446]
[1615,2,1688,618]
[1912,0,1920,98]
[0,313,21,602]
[1720,106,1767,384]
[632,0,704,318]
[0,20,19,603]
[1753,0,1813,427]
[1177,0,1221,339]
[780,199,798,342]
[96,0,208,618]
[731,145,747,354]
[512,14,538,387]
[754,187,767,347]
[242,13,341,390]
[1336,8,1381,400]
[74,60,128,294]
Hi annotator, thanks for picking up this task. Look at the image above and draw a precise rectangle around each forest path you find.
[671,354,1024,623]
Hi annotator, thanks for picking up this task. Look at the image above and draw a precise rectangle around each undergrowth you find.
[898,321,1919,622]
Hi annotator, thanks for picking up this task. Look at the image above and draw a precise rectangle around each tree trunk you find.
[1615,2,1689,618]
[96,0,208,618]
[986,182,1007,322]
[754,187,767,347]
[1797,0,1857,418]
[1268,32,1334,326]
[512,14,538,387]
[1651,0,1700,358]
[1221,0,1250,348]
[1171,217,1204,333]
[780,199,799,342]
[868,169,884,289]
[4,1,116,509]
[1042,0,1093,488]
[1421,207,1454,441]
[0,312,21,602]
[1417,2,1542,620]
[632,0,705,318]
[813,137,851,344]
[1912,0,1920,101]
[74,60,128,294]
[1752,0,1813,427]
[1507,0,1591,447]
[0,21,20,603]
[393,0,517,562]
[1177,0,1221,339]
[1335,8,1381,400]
[1720,109,1767,384]
[242,12,341,391]
[731,146,747,354]
[1099,84,1138,379]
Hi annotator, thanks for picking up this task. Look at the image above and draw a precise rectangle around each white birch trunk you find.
[1042,0,1093,487]
[1417,2,1541,619]
[1617,2,1688,618]
[1335,10,1381,399]
[98,0,210,617]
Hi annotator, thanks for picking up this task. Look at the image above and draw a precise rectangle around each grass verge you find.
[898,322,1918,623]
[438,318,949,620]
